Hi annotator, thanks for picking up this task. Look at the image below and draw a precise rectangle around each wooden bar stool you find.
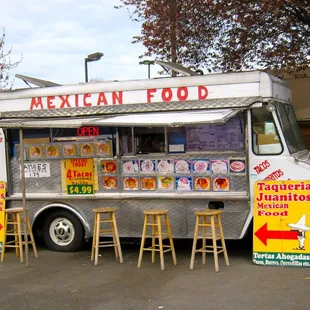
[1,207,38,263]
[190,210,229,272]
[138,209,177,270]
[91,207,123,266]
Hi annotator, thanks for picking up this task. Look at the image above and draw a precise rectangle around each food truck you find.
[0,64,309,252]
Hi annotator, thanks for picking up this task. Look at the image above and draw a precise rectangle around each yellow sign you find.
[253,180,310,267]
[65,158,94,195]
[0,181,6,253]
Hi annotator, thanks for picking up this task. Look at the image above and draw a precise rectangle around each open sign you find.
[77,126,99,136]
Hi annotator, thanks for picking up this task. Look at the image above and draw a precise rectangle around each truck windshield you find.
[275,102,306,154]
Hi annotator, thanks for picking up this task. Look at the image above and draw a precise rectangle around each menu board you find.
[157,160,174,173]
[194,176,210,191]
[140,159,156,173]
[192,159,210,174]
[123,177,139,190]
[174,160,191,173]
[102,176,118,190]
[117,156,246,192]
[175,176,193,191]
[63,143,78,157]
[186,118,244,151]
[122,160,139,174]
[101,160,117,174]
[158,176,174,190]
[211,160,229,174]
[141,177,157,191]
[212,176,230,191]
[26,139,112,160]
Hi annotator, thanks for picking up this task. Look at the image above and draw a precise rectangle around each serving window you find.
[118,114,245,156]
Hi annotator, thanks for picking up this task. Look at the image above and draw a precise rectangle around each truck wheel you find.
[43,211,84,252]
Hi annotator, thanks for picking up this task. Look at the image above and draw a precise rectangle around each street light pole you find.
[84,52,104,82]
[139,60,155,79]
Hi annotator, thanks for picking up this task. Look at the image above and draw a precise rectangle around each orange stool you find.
[138,209,177,270]
[190,210,229,272]
[1,208,38,263]
[91,207,123,266]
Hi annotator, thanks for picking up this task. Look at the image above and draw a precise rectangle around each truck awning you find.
[0,109,240,128]
[83,109,239,127]
[0,118,98,128]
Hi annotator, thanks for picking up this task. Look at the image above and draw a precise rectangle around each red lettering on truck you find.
[198,86,208,100]
[162,88,173,102]
[177,87,188,101]
[147,89,157,103]
[30,97,43,110]
[112,91,123,105]
[83,94,92,107]
[254,160,270,174]
[59,95,70,108]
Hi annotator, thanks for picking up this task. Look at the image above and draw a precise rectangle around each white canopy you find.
[84,109,239,127]
[0,109,240,128]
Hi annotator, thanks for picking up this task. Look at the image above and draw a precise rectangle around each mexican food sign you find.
[253,180,310,267]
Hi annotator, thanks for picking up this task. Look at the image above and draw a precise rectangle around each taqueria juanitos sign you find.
[253,180,310,267]
[0,182,6,253]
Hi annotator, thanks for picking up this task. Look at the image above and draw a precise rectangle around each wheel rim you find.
[49,217,75,246]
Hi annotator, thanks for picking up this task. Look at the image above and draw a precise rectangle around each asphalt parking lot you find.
[0,239,310,310]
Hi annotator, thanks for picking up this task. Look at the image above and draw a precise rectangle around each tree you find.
[117,0,310,76]
[213,0,310,76]
[0,28,21,90]
[116,0,222,74]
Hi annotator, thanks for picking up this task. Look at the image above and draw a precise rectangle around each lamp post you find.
[84,52,104,82]
[139,60,155,79]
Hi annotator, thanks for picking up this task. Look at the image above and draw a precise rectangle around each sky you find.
[0,0,156,89]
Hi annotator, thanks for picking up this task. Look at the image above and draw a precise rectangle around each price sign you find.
[67,185,94,195]
[65,158,95,195]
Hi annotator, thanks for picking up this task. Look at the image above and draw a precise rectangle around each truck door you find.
[248,103,310,203]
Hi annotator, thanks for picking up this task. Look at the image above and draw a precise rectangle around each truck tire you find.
[43,211,84,252]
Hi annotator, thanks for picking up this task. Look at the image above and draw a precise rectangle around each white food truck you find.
[0,63,309,251]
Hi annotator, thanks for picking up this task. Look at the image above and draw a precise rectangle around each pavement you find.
[0,239,310,310]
